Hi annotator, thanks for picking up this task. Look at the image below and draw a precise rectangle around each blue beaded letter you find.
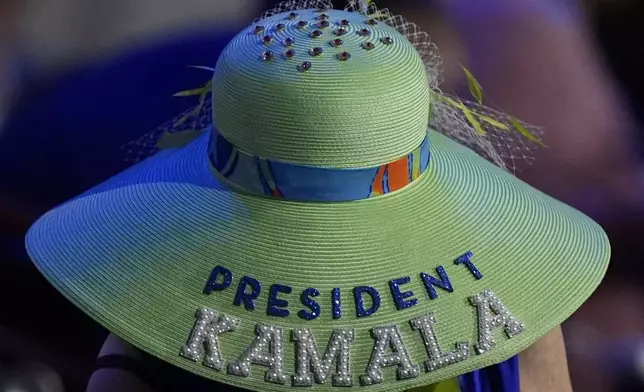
[389,277,418,310]
[420,267,453,300]
[298,288,321,321]
[203,265,233,295]
[332,288,342,320]
[233,276,262,311]
[353,286,381,318]
[454,251,483,280]
[267,284,292,317]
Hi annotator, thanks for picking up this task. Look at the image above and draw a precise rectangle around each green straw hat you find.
[26,1,609,391]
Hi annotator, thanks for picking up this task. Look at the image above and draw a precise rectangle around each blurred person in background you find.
[0,0,24,134]
[0,0,261,234]
[0,0,30,253]
[0,0,262,232]
[19,0,259,74]
[375,0,644,391]
[0,1,261,390]
[442,0,644,219]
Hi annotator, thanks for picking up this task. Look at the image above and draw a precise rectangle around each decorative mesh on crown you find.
[123,0,544,173]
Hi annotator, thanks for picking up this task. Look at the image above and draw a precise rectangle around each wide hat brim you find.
[26,128,609,391]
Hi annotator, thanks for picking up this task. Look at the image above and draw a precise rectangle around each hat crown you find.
[211,9,431,168]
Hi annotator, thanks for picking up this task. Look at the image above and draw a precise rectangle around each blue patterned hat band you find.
[208,127,431,202]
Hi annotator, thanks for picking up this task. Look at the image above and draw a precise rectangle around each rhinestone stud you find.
[340,19,350,26]
[309,47,323,56]
[359,28,371,36]
[334,28,347,36]
[261,51,274,61]
[330,38,343,47]
[311,30,323,38]
[381,37,394,45]
[297,61,312,72]
[362,41,375,50]
[283,37,295,46]
[337,51,351,61]
[317,20,330,28]
[285,49,296,58]
[367,19,378,25]
[262,35,272,44]
[288,12,298,19]
[254,26,265,34]
[276,23,285,31]
[297,20,308,28]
